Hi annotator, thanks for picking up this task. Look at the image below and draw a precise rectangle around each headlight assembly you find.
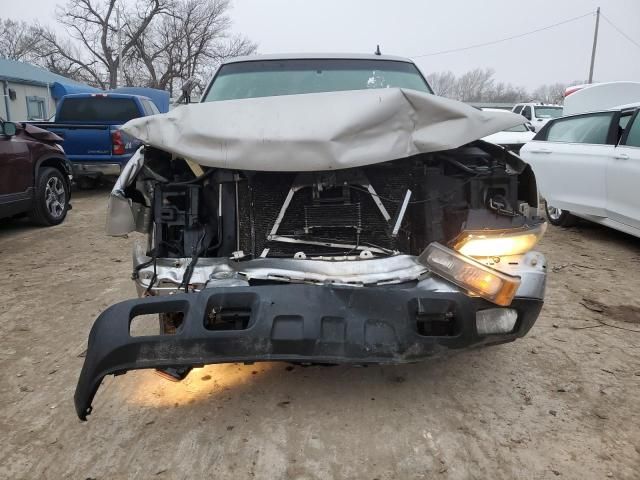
[453,223,547,258]
[419,243,521,306]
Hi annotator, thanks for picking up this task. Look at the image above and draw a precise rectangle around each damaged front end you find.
[76,88,547,419]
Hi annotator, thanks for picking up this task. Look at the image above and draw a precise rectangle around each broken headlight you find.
[420,243,521,306]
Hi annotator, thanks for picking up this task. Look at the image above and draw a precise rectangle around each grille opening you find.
[416,311,458,336]
[205,307,251,331]
[412,299,459,337]
[159,312,184,335]
[130,311,184,337]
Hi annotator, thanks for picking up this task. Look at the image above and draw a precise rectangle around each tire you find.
[30,167,69,226]
[545,202,577,227]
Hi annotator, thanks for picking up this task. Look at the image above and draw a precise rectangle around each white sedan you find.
[481,108,535,154]
[520,105,640,238]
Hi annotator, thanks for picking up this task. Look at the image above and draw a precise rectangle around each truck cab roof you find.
[62,92,154,101]
[221,52,417,65]
[513,102,562,107]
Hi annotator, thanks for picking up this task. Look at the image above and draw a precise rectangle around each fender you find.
[34,154,73,188]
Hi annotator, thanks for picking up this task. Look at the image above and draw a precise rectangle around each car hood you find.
[20,123,63,143]
[482,130,535,145]
[121,88,524,171]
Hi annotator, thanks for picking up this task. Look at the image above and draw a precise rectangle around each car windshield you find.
[504,123,529,132]
[203,59,433,101]
[534,106,563,118]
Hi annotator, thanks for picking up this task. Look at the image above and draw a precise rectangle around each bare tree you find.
[36,0,169,89]
[455,68,495,102]
[423,69,531,104]
[0,18,42,61]
[531,82,567,104]
[34,27,100,84]
[425,71,457,98]
[128,0,257,94]
[32,0,255,92]
[484,82,528,103]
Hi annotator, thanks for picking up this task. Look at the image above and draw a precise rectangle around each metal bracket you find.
[365,183,391,222]
[264,174,395,257]
[391,189,412,237]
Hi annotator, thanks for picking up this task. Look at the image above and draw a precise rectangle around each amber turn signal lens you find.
[419,243,521,306]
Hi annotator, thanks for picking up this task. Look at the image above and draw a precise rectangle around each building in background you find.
[0,59,98,121]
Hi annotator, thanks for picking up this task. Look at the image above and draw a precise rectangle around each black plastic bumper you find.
[74,284,543,420]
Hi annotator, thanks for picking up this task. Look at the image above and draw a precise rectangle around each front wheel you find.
[545,203,577,227]
[30,167,69,226]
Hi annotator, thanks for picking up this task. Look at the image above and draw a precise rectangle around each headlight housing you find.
[453,223,547,258]
[420,243,521,306]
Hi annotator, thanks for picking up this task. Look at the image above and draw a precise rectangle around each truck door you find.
[607,109,640,229]
[0,122,31,197]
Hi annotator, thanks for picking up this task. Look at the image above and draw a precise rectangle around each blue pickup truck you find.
[30,93,161,185]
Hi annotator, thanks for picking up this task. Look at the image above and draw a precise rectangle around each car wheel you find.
[30,167,69,226]
[545,203,577,227]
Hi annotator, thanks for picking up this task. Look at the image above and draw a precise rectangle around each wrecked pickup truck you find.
[75,54,547,419]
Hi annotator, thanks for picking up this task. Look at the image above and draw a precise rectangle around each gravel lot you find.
[1,188,639,479]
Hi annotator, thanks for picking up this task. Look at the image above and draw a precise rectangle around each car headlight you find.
[453,223,547,258]
[419,243,521,306]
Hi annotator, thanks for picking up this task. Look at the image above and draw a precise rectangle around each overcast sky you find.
[4,0,640,89]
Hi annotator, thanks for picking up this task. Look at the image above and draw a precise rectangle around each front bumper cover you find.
[75,271,544,420]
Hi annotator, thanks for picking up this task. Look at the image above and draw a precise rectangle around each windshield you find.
[534,106,563,119]
[504,123,529,132]
[203,59,433,101]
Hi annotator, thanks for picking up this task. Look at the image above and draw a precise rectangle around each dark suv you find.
[0,120,72,226]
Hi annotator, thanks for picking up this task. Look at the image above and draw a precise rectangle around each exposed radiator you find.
[236,162,425,257]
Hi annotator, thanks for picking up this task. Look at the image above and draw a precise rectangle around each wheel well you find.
[37,157,70,187]
[518,164,539,208]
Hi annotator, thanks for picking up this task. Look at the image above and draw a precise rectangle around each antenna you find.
[374,45,382,56]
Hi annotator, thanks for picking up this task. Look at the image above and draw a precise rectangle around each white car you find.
[481,108,535,153]
[512,103,563,132]
[563,81,640,116]
[520,105,640,238]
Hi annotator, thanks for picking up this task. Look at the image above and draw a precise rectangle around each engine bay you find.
[125,141,539,274]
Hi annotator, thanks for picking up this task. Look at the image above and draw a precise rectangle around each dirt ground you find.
[1,188,639,480]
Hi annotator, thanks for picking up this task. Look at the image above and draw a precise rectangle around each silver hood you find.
[121,88,524,171]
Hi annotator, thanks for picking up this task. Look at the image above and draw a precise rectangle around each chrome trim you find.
[73,162,122,177]
[133,242,547,302]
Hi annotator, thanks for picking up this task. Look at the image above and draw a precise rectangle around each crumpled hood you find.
[21,123,63,143]
[121,88,524,171]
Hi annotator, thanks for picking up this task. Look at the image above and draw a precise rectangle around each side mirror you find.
[526,123,536,132]
[1,122,17,137]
